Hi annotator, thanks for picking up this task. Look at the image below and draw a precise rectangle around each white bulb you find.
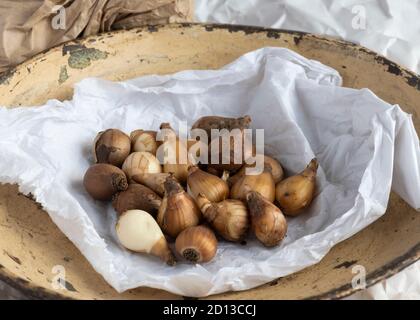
[116,210,163,252]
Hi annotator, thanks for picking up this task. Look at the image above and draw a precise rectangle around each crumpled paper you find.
[0,0,193,73]
[0,48,419,297]
[195,0,420,74]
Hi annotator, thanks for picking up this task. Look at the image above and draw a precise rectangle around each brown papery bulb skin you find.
[246,191,287,247]
[112,183,162,216]
[130,130,158,155]
[159,123,190,183]
[193,115,253,172]
[94,129,131,167]
[196,194,249,242]
[207,134,255,172]
[83,164,128,201]
[264,155,284,183]
[131,172,170,196]
[206,166,223,177]
[157,176,201,238]
[275,158,318,216]
[230,155,284,186]
[175,226,218,263]
[192,115,252,138]
[187,166,229,203]
[230,167,275,203]
[150,236,176,266]
[122,151,162,179]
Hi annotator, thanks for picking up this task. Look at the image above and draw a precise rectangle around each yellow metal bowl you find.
[0,23,418,300]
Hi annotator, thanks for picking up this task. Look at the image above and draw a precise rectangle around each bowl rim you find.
[0,22,419,300]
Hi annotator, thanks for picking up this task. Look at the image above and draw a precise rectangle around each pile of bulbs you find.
[83,115,318,265]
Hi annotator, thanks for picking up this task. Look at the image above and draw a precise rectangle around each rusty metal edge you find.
[0,22,419,300]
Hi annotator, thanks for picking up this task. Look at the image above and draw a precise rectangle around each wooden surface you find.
[0,23,418,300]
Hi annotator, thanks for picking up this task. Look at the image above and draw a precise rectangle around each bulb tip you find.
[187,164,198,173]
[308,158,319,172]
[159,122,172,130]
[164,175,183,194]
[221,170,230,181]
[242,115,252,126]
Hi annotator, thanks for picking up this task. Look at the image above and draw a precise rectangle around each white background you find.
[0,0,419,300]
[195,0,420,300]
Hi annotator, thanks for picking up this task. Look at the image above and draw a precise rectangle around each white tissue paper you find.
[195,0,420,75]
[0,48,419,297]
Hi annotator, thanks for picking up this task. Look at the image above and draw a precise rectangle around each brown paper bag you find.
[0,0,194,73]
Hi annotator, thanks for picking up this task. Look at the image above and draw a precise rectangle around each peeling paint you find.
[371,55,420,90]
[406,75,418,87]
[3,250,22,265]
[68,48,108,69]
[293,34,304,46]
[334,260,358,269]
[405,75,420,91]
[62,43,108,69]
[62,44,85,56]
[58,66,69,84]
[267,30,280,39]
[200,23,306,39]
[375,56,402,76]
[148,25,159,33]
[61,279,78,292]
[0,68,16,85]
